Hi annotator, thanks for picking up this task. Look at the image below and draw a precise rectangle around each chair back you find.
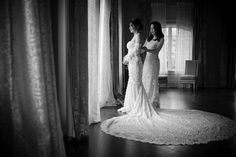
[185,60,198,76]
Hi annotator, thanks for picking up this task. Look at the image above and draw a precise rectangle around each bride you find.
[101,18,236,145]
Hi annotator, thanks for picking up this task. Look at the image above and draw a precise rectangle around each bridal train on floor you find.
[101,35,236,145]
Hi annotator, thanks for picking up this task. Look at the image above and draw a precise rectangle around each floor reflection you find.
[86,89,236,157]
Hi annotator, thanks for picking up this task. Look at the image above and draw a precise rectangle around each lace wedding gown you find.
[101,37,236,145]
[142,39,162,107]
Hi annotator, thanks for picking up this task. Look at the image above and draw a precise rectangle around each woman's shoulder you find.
[154,37,164,45]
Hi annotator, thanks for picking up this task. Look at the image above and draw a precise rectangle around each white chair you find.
[179,60,198,90]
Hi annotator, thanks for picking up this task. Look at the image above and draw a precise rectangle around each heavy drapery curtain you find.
[192,1,207,88]
[110,0,119,98]
[220,17,236,88]
[118,1,123,95]
[68,0,88,139]
[204,2,235,88]
[0,0,66,156]
[110,0,123,99]
[0,1,13,155]
[88,0,117,124]
[57,0,75,138]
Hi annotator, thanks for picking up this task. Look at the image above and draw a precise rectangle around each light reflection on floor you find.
[88,89,236,157]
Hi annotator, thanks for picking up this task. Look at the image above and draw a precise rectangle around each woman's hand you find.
[123,55,129,65]
[123,59,129,65]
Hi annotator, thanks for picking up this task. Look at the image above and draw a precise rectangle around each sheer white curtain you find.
[98,0,116,108]
[175,2,193,75]
[175,28,193,75]
[159,28,168,75]
[88,0,116,124]
[88,0,100,124]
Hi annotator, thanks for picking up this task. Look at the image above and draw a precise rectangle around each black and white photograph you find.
[0,0,236,157]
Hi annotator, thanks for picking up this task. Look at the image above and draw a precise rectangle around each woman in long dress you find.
[142,21,164,108]
[101,18,236,145]
[116,18,144,113]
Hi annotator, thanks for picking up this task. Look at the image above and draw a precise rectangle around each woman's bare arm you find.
[142,38,164,54]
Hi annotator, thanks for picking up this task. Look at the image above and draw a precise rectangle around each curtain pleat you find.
[110,0,120,98]
[69,0,89,138]
[0,0,66,156]
[193,1,207,88]
[88,0,117,124]
[88,0,101,124]
[118,0,123,95]
[98,0,116,108]
[0,0,13,155]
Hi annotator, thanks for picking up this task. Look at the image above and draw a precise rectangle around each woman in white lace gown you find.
[101,18,236,145]
[117,18,144,113]
[142,21,164,108]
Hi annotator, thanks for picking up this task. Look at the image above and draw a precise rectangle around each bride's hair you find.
[129,18,143,31]
[147,21,164,42]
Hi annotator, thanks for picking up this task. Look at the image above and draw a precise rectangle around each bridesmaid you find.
[141,21,164,108]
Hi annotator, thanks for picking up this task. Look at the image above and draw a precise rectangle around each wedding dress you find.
[101,36,236,145]
[142,39,163,107]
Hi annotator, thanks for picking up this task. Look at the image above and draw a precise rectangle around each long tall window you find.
[160,25,193,74]
[152,2,193,76]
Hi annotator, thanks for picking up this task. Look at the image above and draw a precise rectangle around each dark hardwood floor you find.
[66,89,236,157]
